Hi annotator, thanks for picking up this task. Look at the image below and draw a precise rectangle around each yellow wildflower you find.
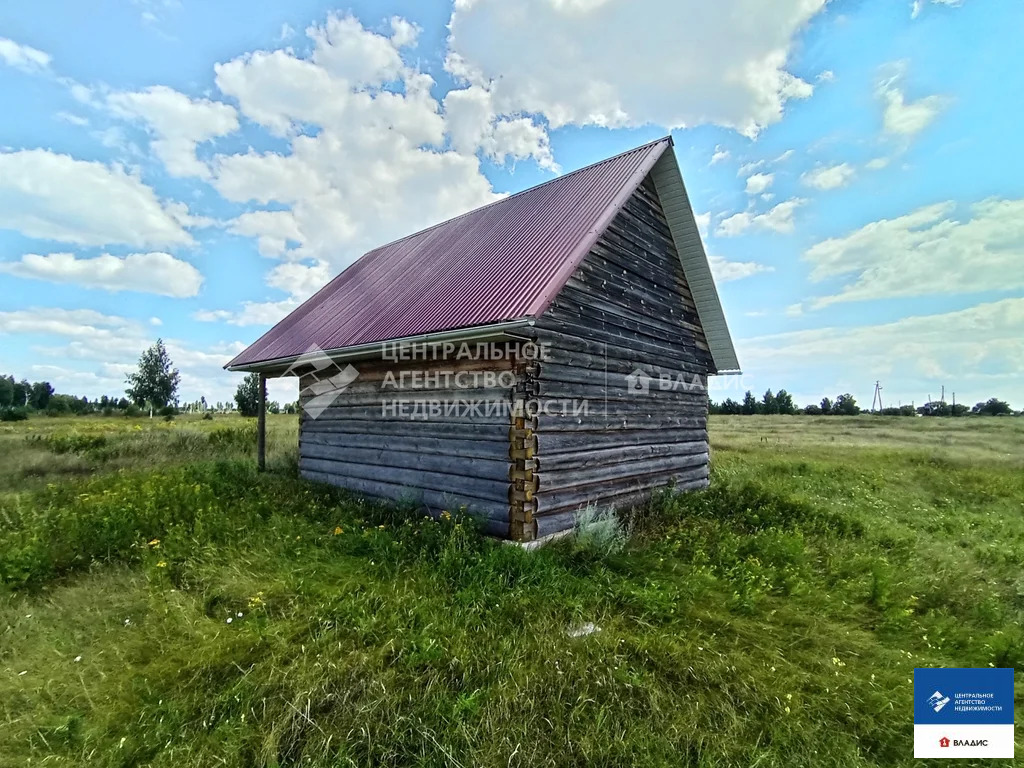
[333,526,343,535]
[156,561,167,568]
[148,539,160,549]
[440,510,452,521]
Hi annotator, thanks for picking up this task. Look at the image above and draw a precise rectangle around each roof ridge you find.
[360,135,673,256]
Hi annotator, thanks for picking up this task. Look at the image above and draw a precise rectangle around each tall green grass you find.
[0,415,1021,766]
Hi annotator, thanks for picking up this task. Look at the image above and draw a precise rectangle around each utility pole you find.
[872,381,884,412]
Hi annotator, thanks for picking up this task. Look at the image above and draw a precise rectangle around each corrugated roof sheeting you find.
[228,139,672,369]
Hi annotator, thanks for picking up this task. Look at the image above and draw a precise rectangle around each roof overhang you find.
[649,146,742,374]
[225,318,536,374]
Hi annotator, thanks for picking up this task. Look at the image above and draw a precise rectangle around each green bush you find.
[0,406,29,422]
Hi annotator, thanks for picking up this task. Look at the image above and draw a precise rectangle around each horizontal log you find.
[537,361,706,390]
[535,412,707,432]
[300,441,511,483]
[535,378,708,403]
[544,313,712,372]
[535,440,708,472]
[535,397,707,419]
[299,382,516,409]
[534,326,708,373]
[301,419,511,442]
[300,456,510,504]
[534,427,707,455]
[303,403,513,426]
[534,475,709,538]
[301,430,511,459]
[301,469,509,533]
[554,282,706,344]
[301,355,516,380]
[534,464,710,516]
[537,451,708,492]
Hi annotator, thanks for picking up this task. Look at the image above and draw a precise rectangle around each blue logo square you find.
[914,668,1014,725]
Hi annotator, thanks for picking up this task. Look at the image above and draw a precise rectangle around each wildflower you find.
[784,706,791,715]
[156,561,167,568]
[440,510,452,521]
[18,670,27,676]
[226,617,233,624]
[148,539,160,549]
[378,524,386,530]
[237,612,243,618]
[74,656,82,663]
[333,526,343,535]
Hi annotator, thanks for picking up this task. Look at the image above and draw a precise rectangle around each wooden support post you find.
[257,373,266,472]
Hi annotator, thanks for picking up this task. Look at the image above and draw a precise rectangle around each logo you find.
[914,668,1014,759]
[928,690,951,713]
[625,368,652,395]
[284,346,359,419]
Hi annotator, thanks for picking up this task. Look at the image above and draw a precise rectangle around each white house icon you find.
[626,368,652,395]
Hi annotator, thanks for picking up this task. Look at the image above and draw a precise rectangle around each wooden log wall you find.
[298,355,516,536]
[529,173,714,536]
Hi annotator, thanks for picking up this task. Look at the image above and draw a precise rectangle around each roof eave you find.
[649,147,742,375]
[224,318,537,374]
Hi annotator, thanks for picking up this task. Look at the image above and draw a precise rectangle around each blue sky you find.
[1,0,1021,409]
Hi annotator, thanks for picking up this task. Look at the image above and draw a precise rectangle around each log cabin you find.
[226,137,740,542]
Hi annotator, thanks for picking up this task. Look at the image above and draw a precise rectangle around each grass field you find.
[0,413,1021,766]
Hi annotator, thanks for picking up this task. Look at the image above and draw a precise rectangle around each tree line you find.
[1,340,296,422]
[711,389,1018,417]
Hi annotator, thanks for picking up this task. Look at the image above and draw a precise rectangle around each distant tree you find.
[268,401,281,415]
[30,381,55,410]
[775,389,796,415]
[972,398,1012,416]
[951,403,970,417]
[820,397,833,415]
[720,397,742,415]
[761,389,778,415]
[803,404,823,416]
[833,393,860,416]
[125,339,180,418]
[918,400,951,417]
[0,375,13,407]
[741,390,759,415]
[235,373,262,417]
[13,379,31,407]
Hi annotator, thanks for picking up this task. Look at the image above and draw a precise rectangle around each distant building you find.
[228,138,739,542]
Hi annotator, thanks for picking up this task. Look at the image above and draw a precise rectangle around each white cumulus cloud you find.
[0,149,194,248]
[717,199,806,237]
[0,252,203,297]
[745,173,774,195]
[805,198,1024,307]
[801,163,856,190]
[446,0,826,137]
[108,86,239,178]
[877,64,948,139]
[0,37,51,73]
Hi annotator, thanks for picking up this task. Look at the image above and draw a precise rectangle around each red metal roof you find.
[227,137,672,369]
